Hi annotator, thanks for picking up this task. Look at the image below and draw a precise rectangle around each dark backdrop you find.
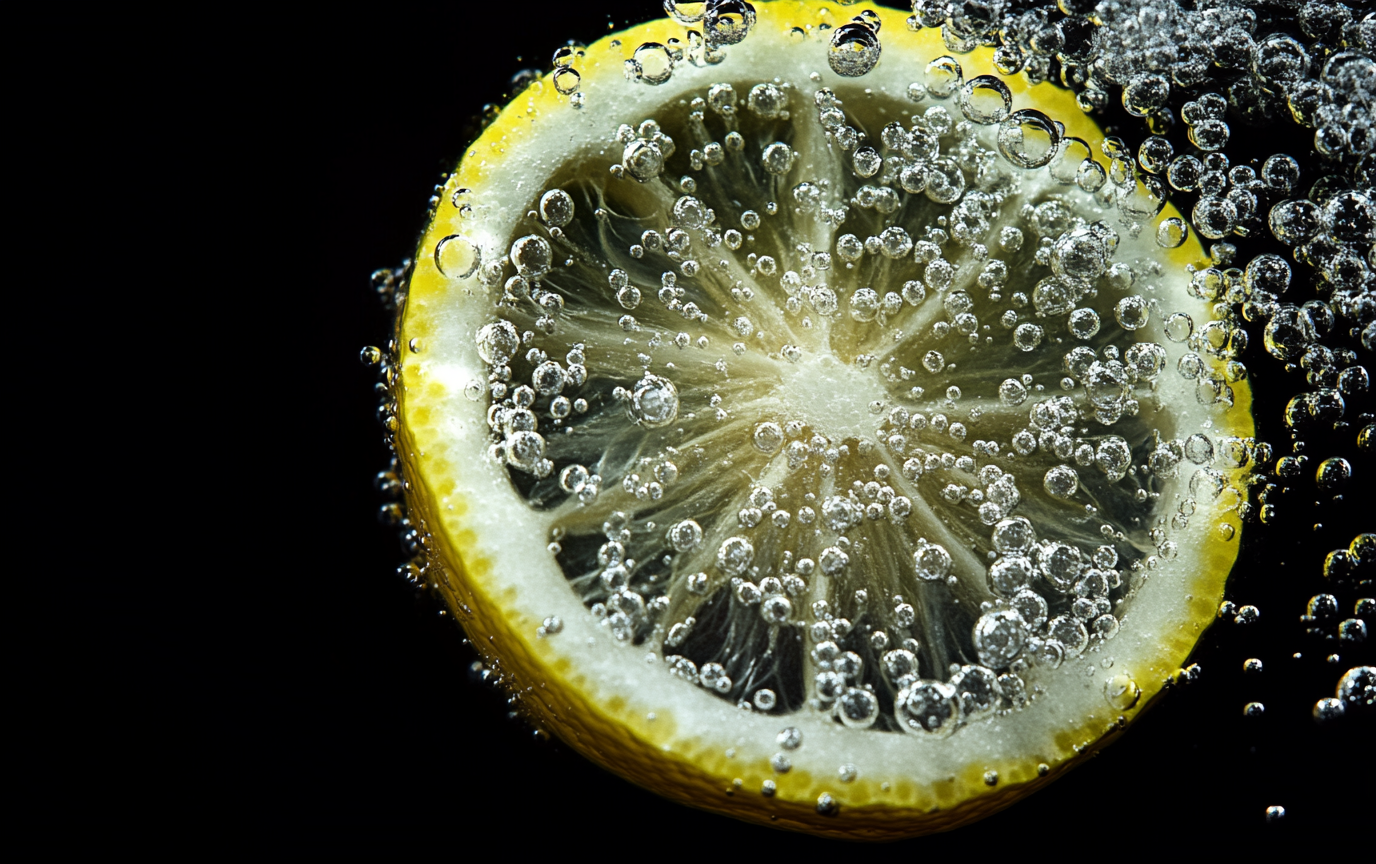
[288,1,1370,854]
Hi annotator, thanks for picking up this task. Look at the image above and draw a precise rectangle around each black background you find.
[286,1,1371,854]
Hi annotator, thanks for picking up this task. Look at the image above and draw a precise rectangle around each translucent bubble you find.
[1127,343,1168,379]
[672,196,708,230]
[1337,666,1375,710]
[1115,296,1151,330]
[716,536,755,576]
[747,82,787,119]
[761,142,793,175]
[552,66,581,96]
[1313,697,1345,721]
[435,234,481,279]
[1243,253,1291,297]
[924,158,966,204]
[849,287,880,321]
[828,22,881,77]
[754,421,784,454]
[532,361,566,396]
[1268,198,1321,245]
[668,519,703,553]
[895,681,959,736]
[1263,305,1316,362]
[706,83,737,117]
[1051,228,1107,283]
[1044,465,1079,499]
[622,139,665,182]
[1339,618,1366,643]
[1014,323,1044,352]
[1323,191,1375,243]
[987,556,1034,596]
[998,378,1028,406]
[1076,157,1107,193]
[1156,217,1189,248]
[704,0,759,46]
[1316,458,1352,492]
[1137,136,1173,174]
[1262,154,1301,192]
[956,74,1011,124]
[914,543,952,581]
[1104,673,1141,710]
[997,109,1061,169]
[924,55,962,98]
[632,42,674,85]
[1167,154,1203,191]
[834,687,879,729]
[1047,614,1089,656]
[476,319,519,365]
[629,374,679,427]
[504,430,546,471]
[1032,278,1075,317]
[1193,196,1238,240]
[852,147,881,178]
[1069,308,1101,340]
[1123,73,1169,117]
[1188,118,1230,151]
[511,235,555,280]
[534,190,576,229]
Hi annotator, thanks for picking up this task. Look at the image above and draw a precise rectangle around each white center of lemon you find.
[780,353,888,441]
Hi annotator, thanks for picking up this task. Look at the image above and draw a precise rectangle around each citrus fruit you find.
[383,0,1254,839]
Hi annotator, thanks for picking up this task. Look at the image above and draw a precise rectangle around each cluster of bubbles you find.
[619,1,759,88]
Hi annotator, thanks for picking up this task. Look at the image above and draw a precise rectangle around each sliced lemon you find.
[388,1,1253,839]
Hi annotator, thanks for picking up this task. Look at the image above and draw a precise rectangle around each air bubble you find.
[1156,217,1189,248]
[924,56,962,98]
[956,75,1011,124]
[539,189,575,227]
[828,22,881,77]
[435,234,481,279]
[997,110,1061,169]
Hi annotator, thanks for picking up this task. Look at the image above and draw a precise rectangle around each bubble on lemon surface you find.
[828,22,881,78]
[435,234,481,279]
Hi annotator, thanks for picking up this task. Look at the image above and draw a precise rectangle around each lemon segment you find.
[394,1,1252,838]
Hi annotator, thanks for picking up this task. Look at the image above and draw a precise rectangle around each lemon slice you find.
[389,1,1253,839]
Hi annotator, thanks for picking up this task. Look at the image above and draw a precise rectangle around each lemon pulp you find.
[389,1,1253,838]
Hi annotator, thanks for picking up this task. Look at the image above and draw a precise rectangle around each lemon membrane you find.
[391,1,1253,838]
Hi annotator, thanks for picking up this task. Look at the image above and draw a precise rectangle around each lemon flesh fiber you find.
[392,1,1253,839]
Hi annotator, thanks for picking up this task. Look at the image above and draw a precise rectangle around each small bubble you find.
[828,22,880,77]
[924,55,962,99]
[1156,217,1189,248]
[1313,697,1345,721]
[997,110,1061,169]
[957,75,1011,124]
[553,66,581,96]
[434,232,485,284]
